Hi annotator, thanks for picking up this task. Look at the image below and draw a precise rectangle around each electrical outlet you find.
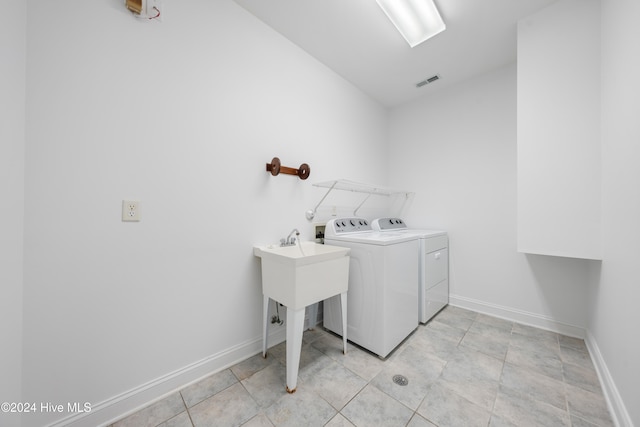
[122,200,140,222]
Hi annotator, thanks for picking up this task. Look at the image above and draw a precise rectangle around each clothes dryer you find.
[323,217,419,358]
[372,218,449,324]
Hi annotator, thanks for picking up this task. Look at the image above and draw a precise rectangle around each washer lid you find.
[325,230,418,245]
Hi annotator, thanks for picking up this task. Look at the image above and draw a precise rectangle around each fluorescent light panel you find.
[376,0,446,47]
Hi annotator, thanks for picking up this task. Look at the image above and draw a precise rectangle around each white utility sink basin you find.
[254,241,350,267]
[254,241,350,393]
[254,241,350,309]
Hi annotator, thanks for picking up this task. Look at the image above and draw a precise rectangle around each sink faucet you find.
[281,228,300,246]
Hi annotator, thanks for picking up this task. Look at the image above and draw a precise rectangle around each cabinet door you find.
[517,0,601,260]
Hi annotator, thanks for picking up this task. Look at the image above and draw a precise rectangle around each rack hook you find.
[266,157,310,180]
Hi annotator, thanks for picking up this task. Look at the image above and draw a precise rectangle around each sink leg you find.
[307,303,318,330]
[262,295,270,358]
[285,307,305,393]
[340,292,348,355]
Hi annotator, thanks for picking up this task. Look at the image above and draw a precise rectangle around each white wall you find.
[22,1,387,425]
[0,0,25,426]
[387,64,592,335]
[588,0,640,424]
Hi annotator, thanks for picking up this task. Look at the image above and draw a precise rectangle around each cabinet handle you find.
[435,252,441,260]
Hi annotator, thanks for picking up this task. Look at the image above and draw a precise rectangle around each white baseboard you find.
[48,328,287,427]
[585,330,634,427]
[449,294,586,338]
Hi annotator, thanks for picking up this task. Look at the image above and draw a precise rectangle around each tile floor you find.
[110,306,614,427]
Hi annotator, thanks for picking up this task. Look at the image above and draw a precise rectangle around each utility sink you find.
[254,241,350,393]
[253,242,350,310]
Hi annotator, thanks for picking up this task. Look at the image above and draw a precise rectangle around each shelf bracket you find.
[305,181,337,221]
[353,193,373,217]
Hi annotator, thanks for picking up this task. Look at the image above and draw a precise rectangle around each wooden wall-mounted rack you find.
[266,157,310,180]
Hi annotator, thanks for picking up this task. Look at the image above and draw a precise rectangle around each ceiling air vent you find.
[416,74,440,88]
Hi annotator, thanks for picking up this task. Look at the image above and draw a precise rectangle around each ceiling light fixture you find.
[376,0,446,48]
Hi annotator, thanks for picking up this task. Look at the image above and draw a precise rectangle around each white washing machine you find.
[323,217,419,358]
[372,218,449,324]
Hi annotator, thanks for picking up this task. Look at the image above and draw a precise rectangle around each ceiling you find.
[233,0,558,107]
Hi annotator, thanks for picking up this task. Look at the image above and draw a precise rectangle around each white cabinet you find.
[516,0,602,260]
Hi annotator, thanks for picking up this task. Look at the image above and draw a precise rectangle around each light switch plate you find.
[122,200,140,222]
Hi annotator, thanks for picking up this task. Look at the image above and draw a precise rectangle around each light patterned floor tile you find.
[264,387,336,427]
[559,335,588,353]
[570,415,601,427]
[512,323,560,344]
[565,383,614,427]
[562,362,602,394]
[113,393,186,427]
[505,342,564,381]
[370,344,446,410]
[423,319,467,344]
[181,369,238,408]
[241,413,273,427]
[406,413,437,427]
[158,411,193,427]
[459,329,510,360]
[410,326,460,361]
[439,347,503,410]
[493,389,570,426]
[442,305,478,320]
[241,363,288,408]
[325,413,356,427]
[474,313,514,332]
[312,334,386,381]
[296,343,336,383]
[488,414,519,427]
[560,345,595,371]
[500,363,567,410]
[189,382,259,427]
[417,381,491,427]
[303,360,367,410]
[231,352,277,381]
[432,308,475,331]
[341,384,413,427]
[509,331,561,358]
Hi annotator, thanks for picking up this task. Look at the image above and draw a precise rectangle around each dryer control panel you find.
[372,217,407,231]
[325,217,372,236]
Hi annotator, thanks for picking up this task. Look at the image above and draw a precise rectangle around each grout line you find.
[178,391,195,427]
